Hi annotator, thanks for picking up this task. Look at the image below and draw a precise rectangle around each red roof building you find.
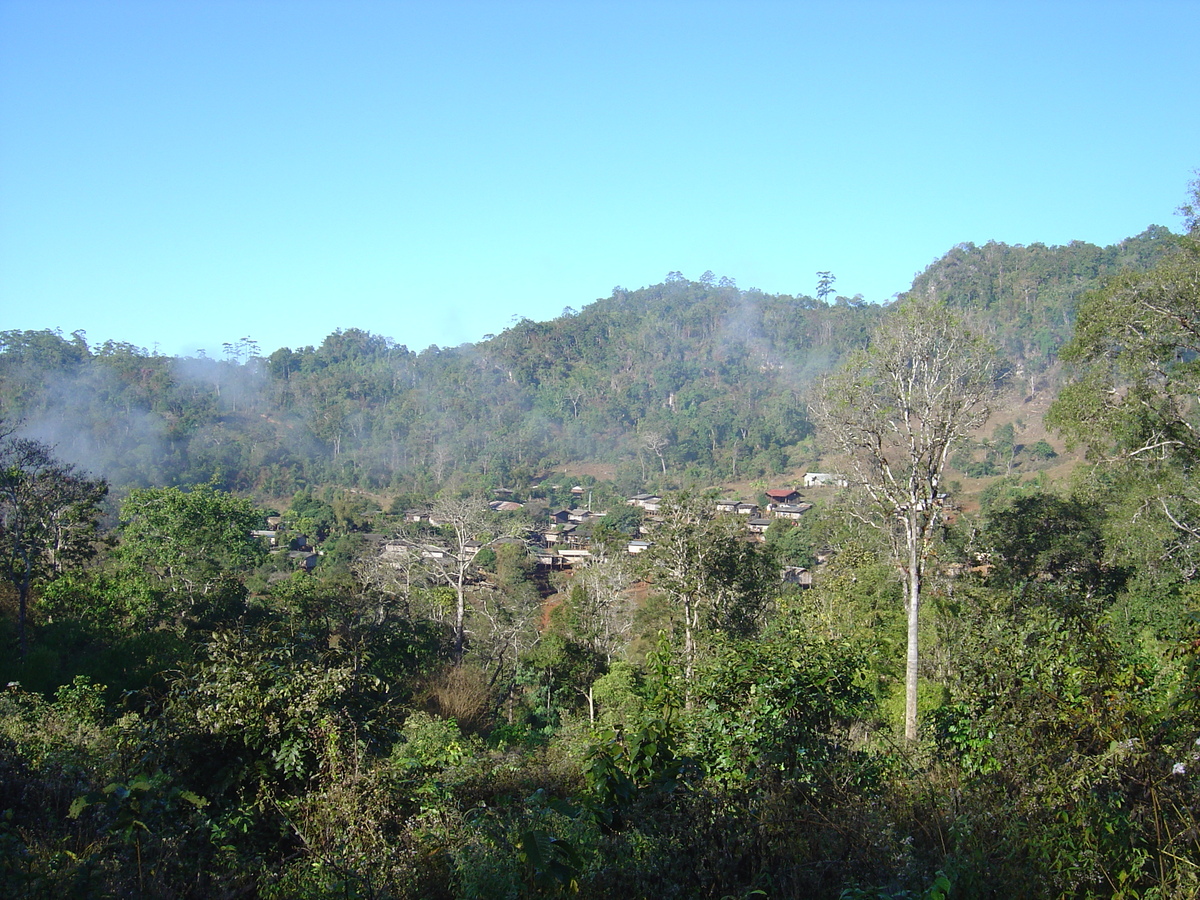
[764,488,800,503]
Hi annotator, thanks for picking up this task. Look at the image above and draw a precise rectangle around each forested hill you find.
[0,226,1179,498]
[907,225,1177,381]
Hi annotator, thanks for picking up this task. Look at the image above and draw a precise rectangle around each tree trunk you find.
[683,594,697,695]
[17,579,29,661]
[454,573,466,663]
[16,546,31,661]
[904,517,921,742]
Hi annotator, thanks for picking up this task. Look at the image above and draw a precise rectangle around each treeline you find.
[0,284,873,497]
[0,226,1175,501]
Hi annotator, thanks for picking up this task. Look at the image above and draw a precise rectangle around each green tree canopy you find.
[1049,179,1200,563]
[0,431,107,657]
[117,483,265,599]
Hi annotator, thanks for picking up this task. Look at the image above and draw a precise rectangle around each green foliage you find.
[154,626,367,793]
[0,225,1179,499]
[763,516,818,568]
[639,494,779,679]
[117,482,265,601]
[589,661,646,729]
[0,676,109,770]
[908,226,1177,375]
[585,713,683,829]
[394,710,469,769]
[685,632,873,787]
[585,639,685,828]
[69,773,208,892]
[1048,207,1200,583]
[514,823,584,894]
[39,570,165,635]
[0,433,108,657]
[929,584,1200,897]
[982,490,1121,595]
[1028,438,1058,460]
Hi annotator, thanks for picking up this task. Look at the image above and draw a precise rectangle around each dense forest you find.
[0,225,1172,501]
[2,206,1199,899]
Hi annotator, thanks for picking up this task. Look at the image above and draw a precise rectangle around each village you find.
[326,474,853,590]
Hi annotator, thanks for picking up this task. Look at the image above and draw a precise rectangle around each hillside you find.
[0,225,1179,503]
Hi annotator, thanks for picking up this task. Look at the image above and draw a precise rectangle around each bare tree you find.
[573,550,636,665]
[427,497,493,661]
[423,497,529,662]
[809,298,999,741]
[431,445,453,483]
[353,546,425,624]
[641,429,669,475]
[561,384,586,419]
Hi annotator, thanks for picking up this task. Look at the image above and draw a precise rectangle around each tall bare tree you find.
[573,550,636,665]
[427,496,494,661]
[809,298,1000,741]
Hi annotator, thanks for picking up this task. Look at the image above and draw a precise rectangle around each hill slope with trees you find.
[0,226,1177,504]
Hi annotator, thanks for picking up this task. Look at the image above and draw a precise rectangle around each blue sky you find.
[2,0,1196,358]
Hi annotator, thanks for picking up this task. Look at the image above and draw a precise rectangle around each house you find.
[771,503,813,520]
[489,500,525,512]
[747,517,773,535]
[289,550,320,572]
[404,508,428,522]
[627,539,652,554]
[563,527,590,547]
[250,529,279,547]
[764,488,801,504]
[715,499,740,513]
[735,502,760,516]
[782,566,813,587]
[542,523,585,546]
[536,547,592,568]
[535,549,569,569]
[549,508,573,524]
[627,494,663,510]
[803,473,846,488]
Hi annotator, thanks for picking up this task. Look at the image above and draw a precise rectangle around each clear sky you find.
[2,1,1196,358]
